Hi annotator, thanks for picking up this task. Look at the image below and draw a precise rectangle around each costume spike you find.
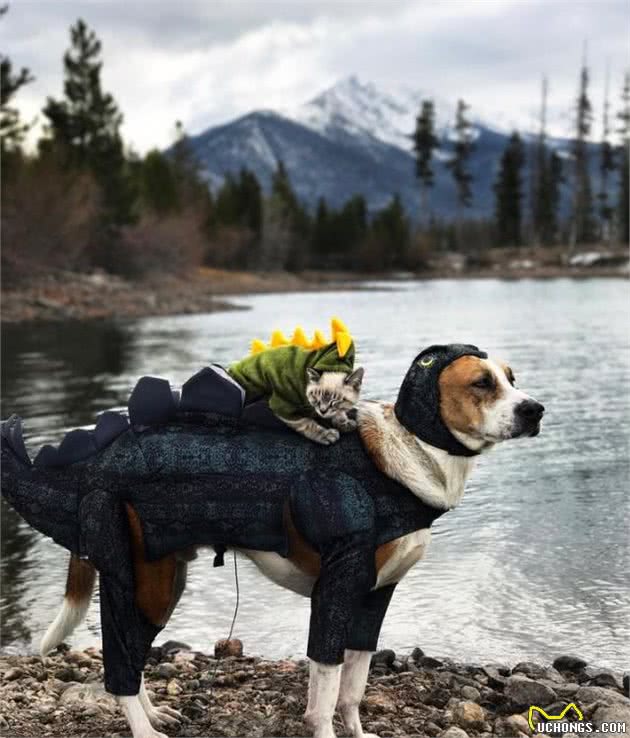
[291,326,311,349]
[250,339,267,354]
[331,317,349,340]
[312,329,328,349]
[270,330,289,348]
[336,331,352,358]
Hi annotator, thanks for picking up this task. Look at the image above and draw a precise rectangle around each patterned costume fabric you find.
[1,345,481,696]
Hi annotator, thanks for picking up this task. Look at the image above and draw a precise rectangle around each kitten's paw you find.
[316,428,340,445]
[336,417,357,433]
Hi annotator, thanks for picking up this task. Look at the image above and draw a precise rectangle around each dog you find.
[5,345,544,738]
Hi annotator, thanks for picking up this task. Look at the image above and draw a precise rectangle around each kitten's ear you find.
[345,367,364,390]
[306,368,322,383]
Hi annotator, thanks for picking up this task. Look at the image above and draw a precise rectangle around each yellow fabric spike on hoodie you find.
[291,326,312,349]
[311,329,328,349]
[270,330,289,348]
[335,331,352,358]
[250,339,267,354]
[331,316,349,340]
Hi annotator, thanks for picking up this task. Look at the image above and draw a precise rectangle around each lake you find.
[1,278,629,670]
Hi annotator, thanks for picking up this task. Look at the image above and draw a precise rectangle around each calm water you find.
[1,279,629,670]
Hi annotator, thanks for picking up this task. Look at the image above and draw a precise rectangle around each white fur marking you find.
[240,549,316,597]
[119,694,168,738]
[375,528,432,588]
[40,596,91,656]
[338,649,373,738]
[304,660,342,738]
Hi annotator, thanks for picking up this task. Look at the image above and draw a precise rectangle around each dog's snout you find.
[516,399,545,421]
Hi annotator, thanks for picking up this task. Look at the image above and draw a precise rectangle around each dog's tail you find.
[41,554,96,656]
[1,415,81,554]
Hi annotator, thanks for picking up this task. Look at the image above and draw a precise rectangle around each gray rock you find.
[3,667,24,681]
[371,649,396,667]
[157,662,178,679]
[439,727,469,738]
[553,655,587,671]
[482,666,507,688]
[592,703,630,730]
[411,647,425,662]
[575,686,630,707]
[420,656,444,669]
[460,685,481,702]
[504,675,557,709]
[555,682,580,697]
[583,667,623,690]
[160,640,191,653]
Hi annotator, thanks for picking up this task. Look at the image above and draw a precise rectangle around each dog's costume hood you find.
[395,343,488,457]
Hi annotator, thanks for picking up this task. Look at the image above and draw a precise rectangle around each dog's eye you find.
[472,375,493,390]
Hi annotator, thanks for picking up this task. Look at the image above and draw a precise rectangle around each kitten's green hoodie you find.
[227,343,355,421]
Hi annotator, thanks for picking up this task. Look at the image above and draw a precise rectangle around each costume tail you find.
[41,554,96,656]
[1,415,81,555]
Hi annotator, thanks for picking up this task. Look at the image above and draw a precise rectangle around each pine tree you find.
[370,194,411,269]
[531,76,549,245]
[0,7,34,157]
[597,68,615,244]
[140,150,180,214]
[413,100,438,222]
[494,132,525,246]
[42,19,135,225]
[570,54,596,248]
[617,71,630,244]
[446,100,475,209]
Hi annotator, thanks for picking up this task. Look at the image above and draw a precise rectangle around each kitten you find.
[282,367,364,445]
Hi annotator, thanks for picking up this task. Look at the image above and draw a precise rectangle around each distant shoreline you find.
[2,253,627,324]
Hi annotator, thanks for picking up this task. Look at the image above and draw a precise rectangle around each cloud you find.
[4,0,628,152]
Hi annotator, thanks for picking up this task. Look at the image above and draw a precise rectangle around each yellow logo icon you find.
[528,703,584,732]
[420,356,435,368]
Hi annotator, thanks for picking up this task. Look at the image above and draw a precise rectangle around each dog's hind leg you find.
[136,557,189,730]
[40,554,96,656]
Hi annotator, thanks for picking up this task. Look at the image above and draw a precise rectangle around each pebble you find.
[214,638,243,658]
[157,663,178,679]
[575,685,630,706]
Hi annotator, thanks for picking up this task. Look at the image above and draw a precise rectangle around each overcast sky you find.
[5,0,628,153]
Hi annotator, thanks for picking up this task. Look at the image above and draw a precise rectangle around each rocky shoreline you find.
[1,642,628,737]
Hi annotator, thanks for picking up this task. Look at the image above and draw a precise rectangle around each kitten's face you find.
[305,368,364,419]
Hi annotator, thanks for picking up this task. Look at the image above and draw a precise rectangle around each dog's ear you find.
[345,367,364,390]
[306,368,322,383]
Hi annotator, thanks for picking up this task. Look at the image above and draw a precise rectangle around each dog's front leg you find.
[304,660,342,738]
[119,694,168,738]
[338,650,377,738]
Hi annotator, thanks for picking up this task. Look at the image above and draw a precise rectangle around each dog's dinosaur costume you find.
[1,343,485,697]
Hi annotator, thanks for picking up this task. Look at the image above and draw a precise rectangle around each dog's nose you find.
[516,399,545,421]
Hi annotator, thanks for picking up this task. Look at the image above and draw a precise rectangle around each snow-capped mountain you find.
[186,76,580,220]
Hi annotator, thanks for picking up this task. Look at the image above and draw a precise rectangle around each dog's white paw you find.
[146,704,182,729]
